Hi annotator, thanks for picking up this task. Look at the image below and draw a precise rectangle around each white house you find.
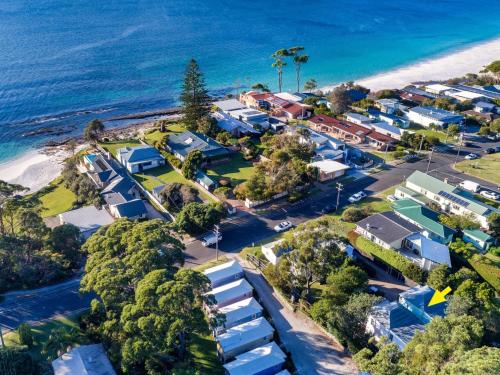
[216,317,274,362]
[223,342,286,375]
[402,233,451,271]
[308,159,350,182]
[117,145,165,173]
[52,344,116,375]
[406,106,464,128]
[261,239,291,265]
[375,98,407,114]
[424,83,452,95]
[203,260,244,288]
[205,278,253,310]
[214,297,264,335]
[345,112,372,126]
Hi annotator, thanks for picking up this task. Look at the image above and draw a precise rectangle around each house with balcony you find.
[167,130,231,163]
[117,145,165,173]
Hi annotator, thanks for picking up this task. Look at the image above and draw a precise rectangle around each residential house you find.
[240,91,273,110]
[284,125,345,161]
[212,111,260,137]
[52,344,116,375]
[308,159,350,182]
[205,278,254,309]
[204,260,244,288]
[462,228,495,253]
[356,211,420,250]
[261,239,291,265]
[308,114,370,143]
[166,130,231,162]
[396,171,498,229]
[345,112,372,126]
[366,131,397,150]
[214,297,264,335]
[451,84,500,101]
[424,83,452,96]
[367,109,410,128]
[196,170,218,191]
[213,98,247,112]
[58,206,114,239]
[375,98,407,114]
[445,89,487,103]
[274,92,305,103]
[392,199,455,244]
[228,108,269,126]
[117,145,165,173]
[239,91,311,119]
[109,198,148,220]
[401,86,439,100]
[83,153,122,189]
[216,317,274,362]
[402,233,452,271]
[223,342,286,375]
[474,101,497,113]
[366,285,446,349]
[406,106,464,128]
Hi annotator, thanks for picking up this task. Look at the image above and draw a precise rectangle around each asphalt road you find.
[1,139,497,330]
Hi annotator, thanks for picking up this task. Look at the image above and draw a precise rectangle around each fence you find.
[246,254,268,271]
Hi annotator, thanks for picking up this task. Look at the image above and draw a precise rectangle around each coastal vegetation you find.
[0,181,83,292]
[83,119,105,144]
[78,219,220,373]
[180,59,211,131]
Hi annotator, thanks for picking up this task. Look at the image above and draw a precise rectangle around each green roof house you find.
[462,228,494,253]
[397,171,498,230]
[392,199,455,244]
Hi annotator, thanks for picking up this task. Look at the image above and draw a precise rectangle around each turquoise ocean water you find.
[1,0,499,161]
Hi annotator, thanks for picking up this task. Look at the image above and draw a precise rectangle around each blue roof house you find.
[406,106,464,128]
[117,145,165,173]
[366,285,446,350]
[166,131,230,162]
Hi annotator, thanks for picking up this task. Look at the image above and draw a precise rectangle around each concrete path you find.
[241,259,357,375]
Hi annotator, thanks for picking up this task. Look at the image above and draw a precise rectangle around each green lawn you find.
[369,150,397,162]
[99,139,141,157]
[4,313,86,364]
[469,253,500,291]
[409,124,457,144]
[37,177,77,218]
[186,332,224,375]
[454,153,500,185]
[206,152,256,185]
[144,129,165,144]
[134,164,215,203]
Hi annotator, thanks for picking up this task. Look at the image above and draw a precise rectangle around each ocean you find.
[1,0,499,161]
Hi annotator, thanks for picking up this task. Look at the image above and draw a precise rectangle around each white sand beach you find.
[0,147,77,193]
[322,37,500,92]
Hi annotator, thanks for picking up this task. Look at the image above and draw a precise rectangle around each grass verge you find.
[454,153,500,185]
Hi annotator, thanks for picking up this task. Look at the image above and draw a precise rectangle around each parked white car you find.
[201,232,222,247]
[464,153,479,160]
[480,190,500,201]
[274,221,293,233]
[459,180,480,193]
[348,191,367,203]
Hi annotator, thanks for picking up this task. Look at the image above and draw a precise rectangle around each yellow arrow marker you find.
[428,286,452,307]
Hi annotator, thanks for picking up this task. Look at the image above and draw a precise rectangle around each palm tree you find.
[304,78,317,93]
[271,49,290,92]
[288,46,309,92]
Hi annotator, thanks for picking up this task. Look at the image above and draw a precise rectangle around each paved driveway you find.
[243,260,356,375]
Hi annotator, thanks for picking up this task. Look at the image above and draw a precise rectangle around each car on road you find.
[274,221,293,233]
[486,134,499,141]
[348,191,367,203]
[387,195,398,202]
[201,232,222,247]
[464,153,479,160]
[480,190,500,201]
[483,147,496,154]
[320,205,335,214]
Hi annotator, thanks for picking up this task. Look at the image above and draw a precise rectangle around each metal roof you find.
[357,211,420,245]
[409,106,464,122]
[223,341,286,375]
[168,130,230,159]
[218,297,263,329]
[204,260,243,286]
[217,317,274,354]
[114,199,148,218]
[59,206,114,232]
[117,145,164,164]
[405,233,451,266]
[206,278,253,307]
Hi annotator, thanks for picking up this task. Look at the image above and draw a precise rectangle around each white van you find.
[202,232,222,247]
[459,180,480,193]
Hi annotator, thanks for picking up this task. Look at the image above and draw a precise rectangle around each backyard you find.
[99,139,141,157]
[206,152,256,186]
[454,153,500,185]
[36,177,77,218]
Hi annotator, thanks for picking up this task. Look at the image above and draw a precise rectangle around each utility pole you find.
[383,142,389,165]
[418,135,425,153]
[426,147,434,174]
[0,324,4,347]
[214,224,220,261]
[335,182,343,211]
[454,133,463,167]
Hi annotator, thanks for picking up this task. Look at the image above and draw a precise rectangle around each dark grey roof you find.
[101,176,135,198]
[167,131,230,159]
[118,145,163,163]
[357,211,420,244]
[114,199,148,218]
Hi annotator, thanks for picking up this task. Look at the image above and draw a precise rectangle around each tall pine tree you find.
[180,59,211,131]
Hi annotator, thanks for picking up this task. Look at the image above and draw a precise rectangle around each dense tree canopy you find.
[83,119,105,144]
[175,202,224,235]
[181,150,203,180]
[159,183,199,212]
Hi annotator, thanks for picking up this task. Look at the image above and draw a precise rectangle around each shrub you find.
[403,263,426,284]
[393,150,405,159]
[17,323,34,348]
[213,186,232,200]
[218,177,231,187]
[342,207,371,223]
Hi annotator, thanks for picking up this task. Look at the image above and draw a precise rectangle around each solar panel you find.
[438,191,470,207]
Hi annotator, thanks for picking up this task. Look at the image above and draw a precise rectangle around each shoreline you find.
[1,37,499,193]
[321,37,500,92]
